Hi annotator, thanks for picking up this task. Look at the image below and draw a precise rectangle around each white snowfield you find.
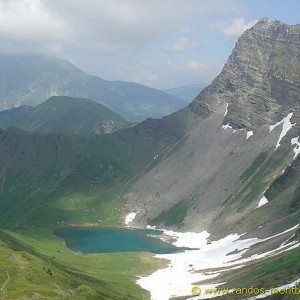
[255,196,268,209]
[124,212,137,225]
[269,113,295,149]
[137,224,299,300]
[291,136,300,160]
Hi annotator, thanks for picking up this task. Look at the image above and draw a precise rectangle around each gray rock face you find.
[125,19,300,237]
[190,19,300,130]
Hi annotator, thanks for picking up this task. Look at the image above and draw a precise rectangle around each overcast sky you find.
[0,0,299,89]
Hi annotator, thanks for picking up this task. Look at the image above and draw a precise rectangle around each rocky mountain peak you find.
[255,17,285,26]
[190,19,299,130]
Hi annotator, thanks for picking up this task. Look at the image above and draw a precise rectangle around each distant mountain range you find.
[164,83,205,103]
[0,55,185,122]
[0,96,132,135]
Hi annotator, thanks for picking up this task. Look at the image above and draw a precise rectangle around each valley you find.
[0,16,299,300]
[0,228,164,299]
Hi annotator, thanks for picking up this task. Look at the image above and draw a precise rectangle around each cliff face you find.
[190,19,300,130]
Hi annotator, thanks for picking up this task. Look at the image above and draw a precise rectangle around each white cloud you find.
[185,61,208,72]
[218,17,257,37]
[97,58,220,89]
[0,0,246,87]
[0,0,237,53]
[0,0,70,54]
[164,36,199,52]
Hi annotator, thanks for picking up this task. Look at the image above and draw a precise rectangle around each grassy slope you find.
[212,249,300,300]
[230,250,300,287]
[35,96,126,121]
[0,229,165,299]
[0,96,132,135]
[0,108,188,228]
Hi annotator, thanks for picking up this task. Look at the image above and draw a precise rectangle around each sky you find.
[0,0,299,90]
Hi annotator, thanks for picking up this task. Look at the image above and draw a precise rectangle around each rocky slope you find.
[124,19,300,239]
[0,96,131,135]
[0,55,184,121]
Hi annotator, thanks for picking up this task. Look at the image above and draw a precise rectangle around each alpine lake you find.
[54,227,184,254]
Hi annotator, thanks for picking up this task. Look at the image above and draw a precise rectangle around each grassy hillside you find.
[0,108,189,228]
[0,229,164,299]
[214,248,300,300]
[0,96,132,135]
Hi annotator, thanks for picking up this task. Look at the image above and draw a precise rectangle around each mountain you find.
[164,83,205,103]
[0,55,185,122]
[0,18,299,299]
[0,110,186,227]
[0,96,131,135]
[126,18,300,236]
[122,19,300,297]
[190,18,299,130]
[0,17,298,246]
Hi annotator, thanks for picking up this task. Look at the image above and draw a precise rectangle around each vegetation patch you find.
[228,249,300,288]
[239,152,268,182]
[149,198,189,227]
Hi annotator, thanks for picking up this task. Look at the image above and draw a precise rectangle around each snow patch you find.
[269,113,295,149]
[255,196,268,209]
[147,225,157,230]
[222,122,237,133]
[291,136,300,160]
[224,103,228,117]
[246,130,253,140]
[222,123,233,131]
[137,224,299,300]
[124,212,136,225]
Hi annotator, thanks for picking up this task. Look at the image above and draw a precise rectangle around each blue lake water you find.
[54,227,180,254]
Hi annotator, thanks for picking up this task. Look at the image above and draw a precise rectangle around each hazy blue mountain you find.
[0,96,132,135]
[0,55,185,121]
[165,83,205,103]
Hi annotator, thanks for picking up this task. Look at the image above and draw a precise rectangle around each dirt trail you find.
[0,271,10,294]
